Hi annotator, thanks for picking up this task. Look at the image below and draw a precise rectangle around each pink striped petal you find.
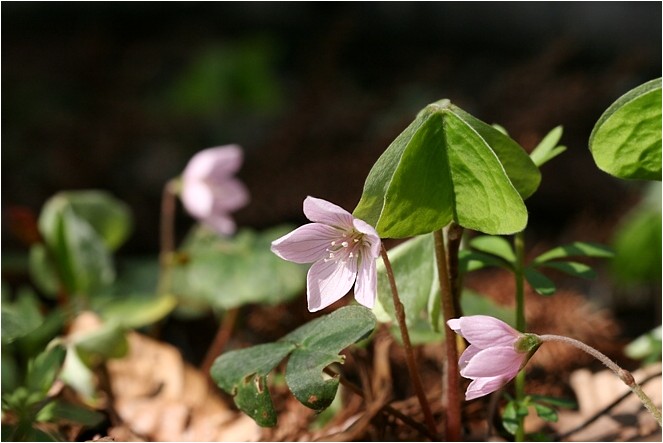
[271,224,340,264]
[183,145,243,181]
[460,346,523,379]
[456,315,520,349]
[457,344,480,371]
[307,256,357,312]
[354,255,377,309]
[303,196,354,228]
[465,376,509,400]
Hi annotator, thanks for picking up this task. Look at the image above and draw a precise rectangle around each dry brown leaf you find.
[104,328,261,442]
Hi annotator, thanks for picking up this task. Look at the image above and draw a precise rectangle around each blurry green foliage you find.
[164,39,283,116]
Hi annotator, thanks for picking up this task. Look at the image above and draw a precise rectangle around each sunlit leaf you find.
[98,294,178,329]
[470,235,516,265]
[532,242,614,265]
[529,126,567,167]
[589,78,662,181]
[353,99,540,238]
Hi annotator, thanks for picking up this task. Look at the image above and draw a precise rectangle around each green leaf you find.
[38,200,115,296]
[459,249,511,272]
[625,325,662,364]
[26,346,66,397]
[39,400,105,427]
[529,126,567,167]
[470,235,516,265]
[211,307,376,426]
[211,342,295,427]
[589,78,662,181]
[171,225,306,310]
[58,345,97,404]
[501,400,520,436]
[529,394,577,409]
[54,191,133,251]
[538,261,596,279]
[532,241,614,265]
[28,245,60,298]
[1,288,43,344]
[98,294,178,329]
[72,322,128,367]
[533,402,558,423]
[524,267,556,296]
[373,235,514,343]
[353,99,540,238]
[282,306,376,411]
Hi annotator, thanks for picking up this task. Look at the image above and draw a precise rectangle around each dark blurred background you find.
[3,3,661,332]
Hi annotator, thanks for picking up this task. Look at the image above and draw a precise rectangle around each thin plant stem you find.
[379,245,438,438]
[446,223,465,317]
[538,334,662,426]
[513,231,526,442]
[434,229,461,441]
[201,307,240,377]
[323,367,438,441]
[157,179,178,295]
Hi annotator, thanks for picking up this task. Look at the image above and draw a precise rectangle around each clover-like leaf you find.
[459,249,512,273]
[533,402,558,423]
[353,99,540,238]
[211,306,376,426]
[282,306,376,411]
[211,342,295,427]
[589,78,662,181]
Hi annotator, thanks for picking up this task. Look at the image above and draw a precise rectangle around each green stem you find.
[434,229,461,441]
[380,245,438,438]
[538,334,662,427]
[513,231,526,442]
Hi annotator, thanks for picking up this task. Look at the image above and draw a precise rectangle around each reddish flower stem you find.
[434,229,461,441]
[380,245,438,438]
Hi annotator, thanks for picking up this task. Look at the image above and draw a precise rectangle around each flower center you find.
[324,230,364,264]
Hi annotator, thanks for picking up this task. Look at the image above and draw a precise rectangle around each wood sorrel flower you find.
[270,196,381,312]
[181,145,249,236]
[447,315,540,400]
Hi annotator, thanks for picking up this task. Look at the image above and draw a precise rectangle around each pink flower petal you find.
[447,318,461,332]
[183,145,243,181]
[303,196,354,228]
[353,256,377,309]
[209,178,250,212]
[271,224,340,264]
[181,181,214,218]
[307,256,357,312]
[460,346,523,379]
[465,376,509,400]
[457,344,480,371]
[352,218,381,257]
[457,315,520,349]
[202,214,237,236]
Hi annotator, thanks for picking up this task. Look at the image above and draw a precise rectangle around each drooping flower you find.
[180,145,250,236]
[447,315,540,400]
[271,196,381,312]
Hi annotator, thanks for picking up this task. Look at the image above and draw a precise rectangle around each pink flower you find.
[270,197,381,312]
[181,145,250,236]
[447,315,540,400]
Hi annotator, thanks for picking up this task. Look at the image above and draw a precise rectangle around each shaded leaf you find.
[211,307,376,426]
[524,267,556,296]
[1,288,43,344]
[353,99,539,238]
[589,78,662,181]
[172,225,306,310]
[533,402,558,423]
[28,245,60,298]
[501,400,520,435]
[529,394,577,409]
[26,346,66,397]
[538,261,596,279]
[72,321,129,368]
